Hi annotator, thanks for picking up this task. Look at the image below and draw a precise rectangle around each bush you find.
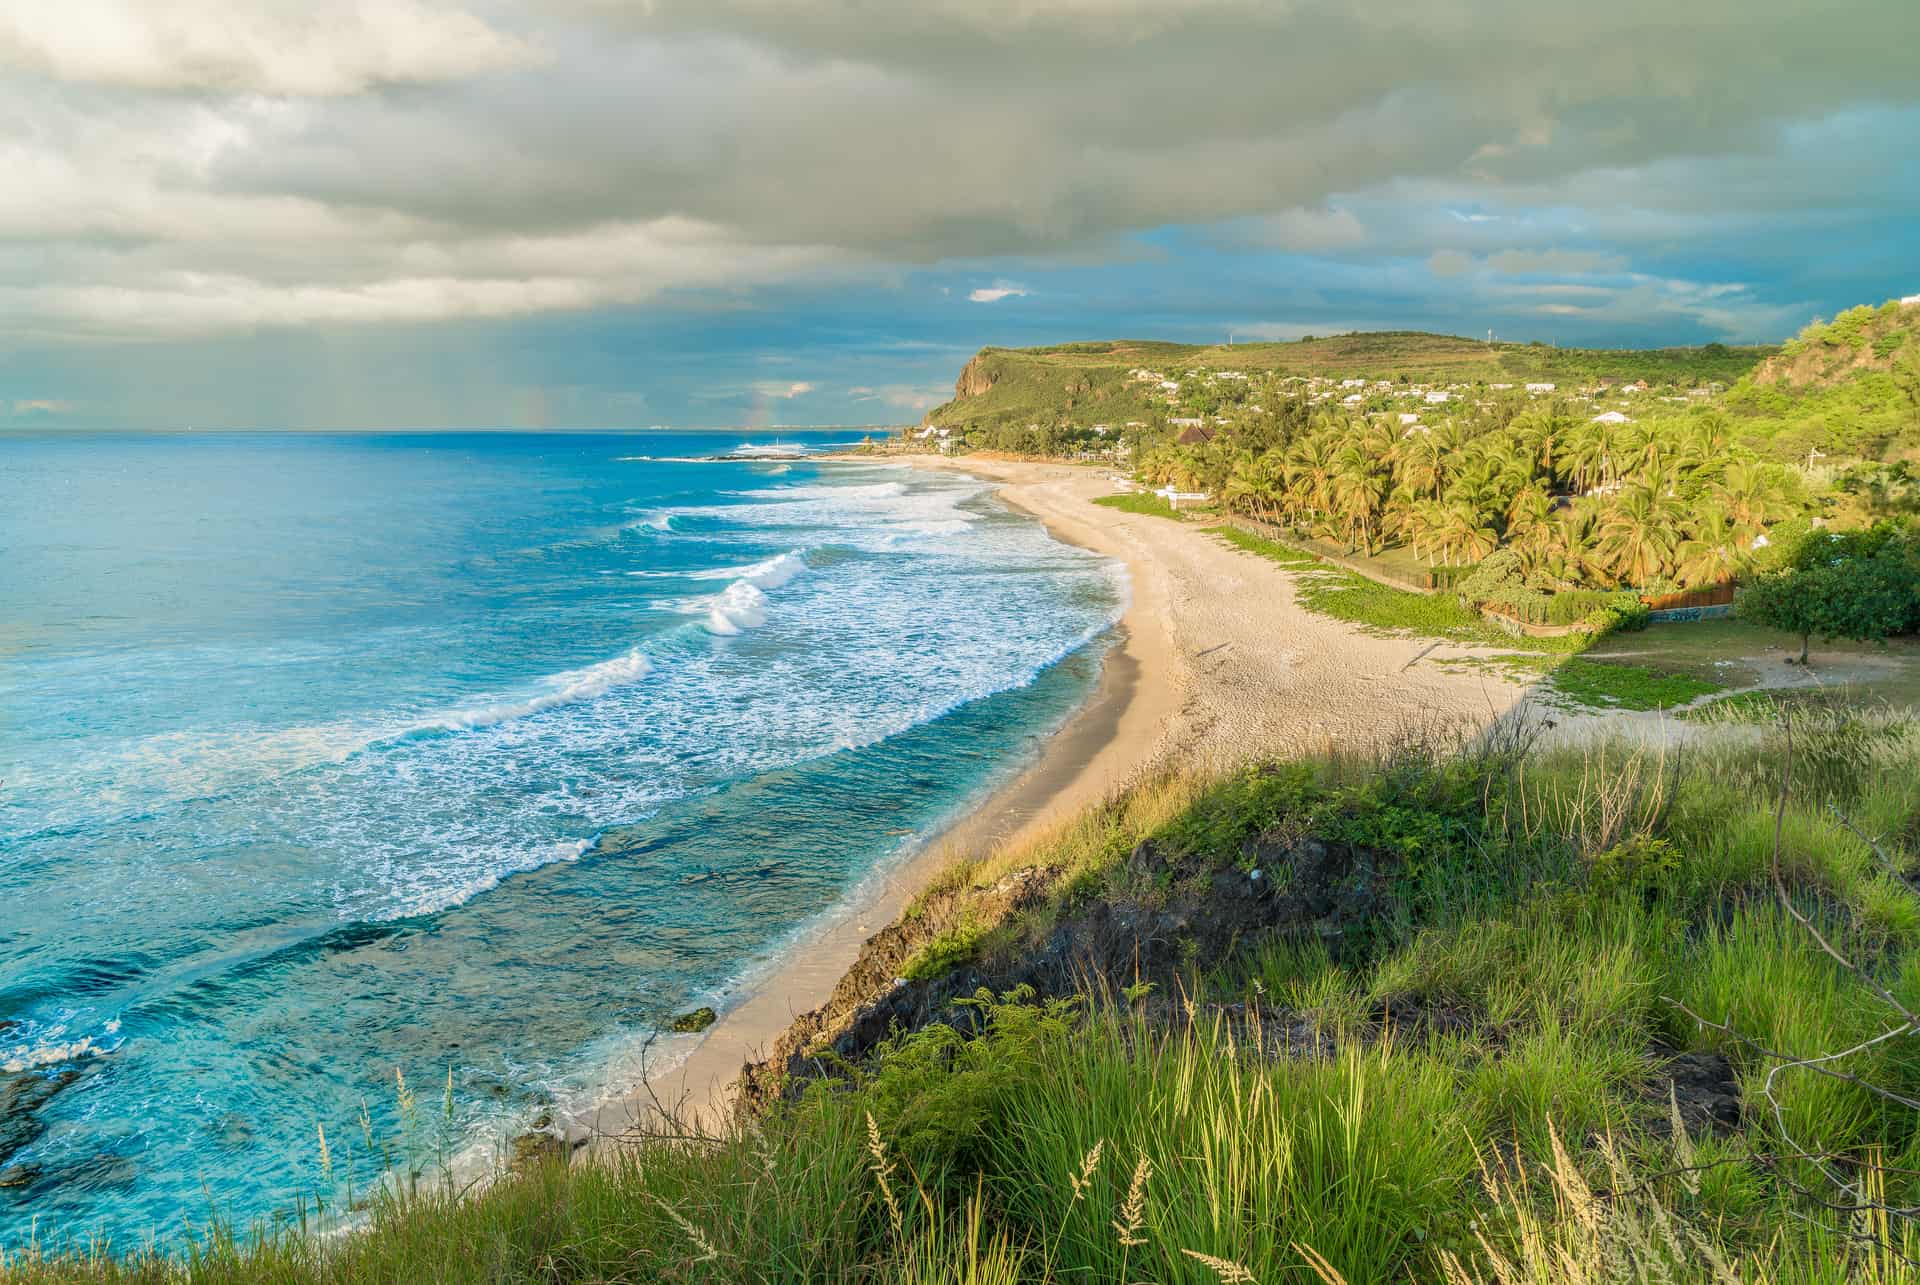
[1544,589,1621,626]
[1582,598,1651,634]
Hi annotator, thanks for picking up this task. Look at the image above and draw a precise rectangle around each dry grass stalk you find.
[1112,1153,1151,1248]
[1069,1139,1104,1202]
[866,1112,905,1241]
[649,1195,719,1264]
[1182,1246,1258,1282]
[1182,1244,1259,1275]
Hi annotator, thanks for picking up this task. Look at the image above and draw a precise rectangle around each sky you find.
[2,1,1917,430]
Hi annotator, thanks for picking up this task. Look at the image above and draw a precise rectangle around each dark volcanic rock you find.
[741,832,1404,1106]
[1648,1050,1743,1138]
[670,1006,718,1034]
[1,1068,82,1168]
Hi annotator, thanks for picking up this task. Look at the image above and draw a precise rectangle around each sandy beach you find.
[584,454,1533,1141]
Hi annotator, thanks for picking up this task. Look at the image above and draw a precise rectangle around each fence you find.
[1479,607,1593,639]
[1640,583,1737,612]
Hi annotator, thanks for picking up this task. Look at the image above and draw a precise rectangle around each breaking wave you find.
[416,648,653,734]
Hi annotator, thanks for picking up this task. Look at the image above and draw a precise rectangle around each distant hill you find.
[925,330,1775,436]
[1750,298,1920,390]
[1728,298,1920,461]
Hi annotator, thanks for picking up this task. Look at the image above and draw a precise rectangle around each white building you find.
[1156,486,1210,509]
[1425,390,1452,404]
[1592,410,1633,425]
[1525,382,1557,394]
[1399,413,1421,426]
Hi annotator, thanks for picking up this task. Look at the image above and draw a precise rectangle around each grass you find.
[1209,523,1587,655]
[1542,658,1726,712]
[1207,522,1764,718]
[11,716,1920,1283]
[1091,492,1186,520]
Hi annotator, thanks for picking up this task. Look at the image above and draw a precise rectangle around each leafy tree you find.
[1893,348,1920,430]
[1734,524,1920,662]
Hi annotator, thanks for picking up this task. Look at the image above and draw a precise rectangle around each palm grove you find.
[1137,398,1802,590]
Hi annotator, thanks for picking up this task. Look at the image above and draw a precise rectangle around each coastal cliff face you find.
[921,350,1002,425]
[953,352,999,401]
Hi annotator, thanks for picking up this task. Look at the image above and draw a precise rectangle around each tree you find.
[1893,348,1920,430]
[1734,524,1920,663]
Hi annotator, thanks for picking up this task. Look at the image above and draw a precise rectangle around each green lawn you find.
[1541,658,1725,712]
[1092,492,1185,520]
[1209,525,1582,653]
[1587,620,1920,711]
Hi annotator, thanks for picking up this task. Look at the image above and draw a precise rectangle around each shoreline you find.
[582,451,1536,1142]
[580,454,1187,1139]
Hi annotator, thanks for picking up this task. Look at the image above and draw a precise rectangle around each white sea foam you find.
[704,581,770,635]
[630,549,807,586]
[369,836,595,921]
[724,549,807,589]
[2,1031,107,1074]
[736,481,905,501]
[418,648,652,733]
[681,550,808,634]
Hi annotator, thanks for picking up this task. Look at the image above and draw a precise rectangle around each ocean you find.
[0,431,1121,1246]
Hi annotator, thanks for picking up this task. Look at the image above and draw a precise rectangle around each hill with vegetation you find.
[924,331,1775,444]
[914,298,1920,631]
[1726,298,1920,463]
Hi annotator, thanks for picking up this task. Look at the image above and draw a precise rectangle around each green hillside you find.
[925,331,1775,441]
[1726,298,1920,462]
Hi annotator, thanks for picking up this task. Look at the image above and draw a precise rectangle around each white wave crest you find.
[371,837,595,921]
[2,1032,109,1074]
[704,581,769,635]
[419,648,652,733]
[736,481,905,501]
[697,550,807,635]
[630,549,807,586]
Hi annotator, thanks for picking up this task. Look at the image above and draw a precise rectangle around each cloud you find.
[849,382,948,411]
[968,283,1028,302]
[1219,206,1366,252]
[0,0,1915,350]
[10,397,74,414]
[1486,249,1627,275]
[752,380,815,399]
[0,0,534,95]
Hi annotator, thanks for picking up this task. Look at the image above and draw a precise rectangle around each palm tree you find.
[1285,436,1338,524]
[1713,459,1789,541]
[1433,500,1498,565]
[1595,486,1682,586]
[1332,444,1387,551]
[1672,501,1738,588]
[1391,430,1443,501]
[1506,484,1555,542]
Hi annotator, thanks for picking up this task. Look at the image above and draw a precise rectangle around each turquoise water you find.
[0,432,1120,1246]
